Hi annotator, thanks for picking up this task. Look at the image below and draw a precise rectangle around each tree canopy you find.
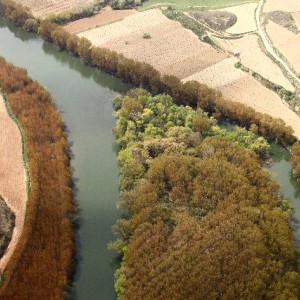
[112,89,300,300]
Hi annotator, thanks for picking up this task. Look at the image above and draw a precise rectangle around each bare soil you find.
[293,11,300,31]
[182,57,244,87]
[0,96,27,273]
[189,10,237,31]
[219,3,258,34]
[219,75,300,138]
[264,0,300,13]
[14,0,95,19]
[214,34,294,91]
[79,9,225,79]
[64,7,137,34]
[266,20,300,72]
[265,11,299,34]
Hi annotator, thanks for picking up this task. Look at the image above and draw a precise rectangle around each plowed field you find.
[78,9,225,79]
[14,0,95,19]
[64,7,137,34]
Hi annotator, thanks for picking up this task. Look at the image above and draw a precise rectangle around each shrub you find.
[142,32,151,39]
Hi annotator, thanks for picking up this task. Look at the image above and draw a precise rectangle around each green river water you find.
[0,16,299,299]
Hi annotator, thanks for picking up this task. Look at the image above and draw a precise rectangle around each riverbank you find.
[0,15,131,298]
[0,94,27,274]
[0,58,75,299]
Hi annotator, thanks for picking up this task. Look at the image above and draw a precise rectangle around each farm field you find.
[0,95,26,273]
[63,7,137,34]
[78,9,226,79]
[214,34,294,91]
[182,57,244,87]
[293,12,300,30]
[139,0,258,10]
[13,0,95,19]
[78,6,300,136]
[219,3,257,34]
[264,0,300,13]
[219,76,300,138]
[265,20,300,72]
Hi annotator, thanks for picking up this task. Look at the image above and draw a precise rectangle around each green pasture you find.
[139,0,258,10]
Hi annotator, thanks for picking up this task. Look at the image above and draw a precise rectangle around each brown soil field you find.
[64,7,137,34]
[219,76,300,138]
[78,9,225,79]
[219,3,257,34]
[266,20,300,72]
[14,0,95,19]
[214,34,294,91]
[264,0,300,13]
[182,57,244,87]
[0,95,27,273]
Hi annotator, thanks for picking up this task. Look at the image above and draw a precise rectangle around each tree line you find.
[112,90,300,299]
[0,0,298,147]
[291,141,300,184]
[0,57,75,299]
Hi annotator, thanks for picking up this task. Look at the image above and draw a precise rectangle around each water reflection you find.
[0,15,131,299]
[269,143,300,248]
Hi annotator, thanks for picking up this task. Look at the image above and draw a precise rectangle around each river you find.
[0,17,130,299]
[0,16,300,300]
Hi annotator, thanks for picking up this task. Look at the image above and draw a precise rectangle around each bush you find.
[142,32,151,39]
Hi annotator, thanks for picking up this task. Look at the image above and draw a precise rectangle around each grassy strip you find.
[139,0,259,11]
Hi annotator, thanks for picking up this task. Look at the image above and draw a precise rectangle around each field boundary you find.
[139,0,259,11]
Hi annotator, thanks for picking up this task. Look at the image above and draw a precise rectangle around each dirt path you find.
[256,0,300,86]
[0,95,27,274]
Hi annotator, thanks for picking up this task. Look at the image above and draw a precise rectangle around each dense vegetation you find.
[0,0,296,145]
[112,89,300,299]
[291,141,300,184]
[0,2,300,298]
[0,58,75,299]
[0,196,15,259]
